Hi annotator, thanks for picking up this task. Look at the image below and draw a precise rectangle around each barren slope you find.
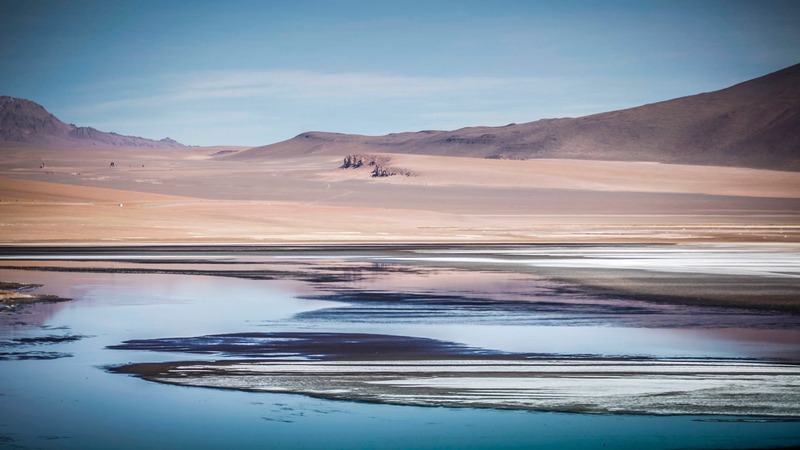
[232,63,800,170]
[0,96,185,148]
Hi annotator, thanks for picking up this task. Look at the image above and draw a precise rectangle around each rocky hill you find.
[0,96,185,148]
[231,63,800,171]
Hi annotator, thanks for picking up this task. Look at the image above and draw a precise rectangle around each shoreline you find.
[2,240,798,250]
[107,332,800,417]
[2,224,800,245]
[111,359,800,422]
[2,242,797,313]
[0,281,71,309]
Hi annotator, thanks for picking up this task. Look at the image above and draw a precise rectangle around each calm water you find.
[1,245,799,449]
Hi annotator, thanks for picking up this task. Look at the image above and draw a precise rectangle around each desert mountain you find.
[232,63,800,170]
[0,96,184,148]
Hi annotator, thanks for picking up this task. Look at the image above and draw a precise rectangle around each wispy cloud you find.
[74,70,565,112]
[65,70,583,145]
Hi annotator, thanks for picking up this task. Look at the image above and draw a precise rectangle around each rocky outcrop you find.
[341,154,414,178]
[370,165,414,177]
[0,96,73,143]
[341,154,388,169]
[159,137,181,146]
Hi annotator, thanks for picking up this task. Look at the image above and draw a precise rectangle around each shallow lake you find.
[1,244,799,449]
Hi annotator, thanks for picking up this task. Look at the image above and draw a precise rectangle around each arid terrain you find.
[0,145,799,243]
[1,64,798,244]
[235,63,800,170]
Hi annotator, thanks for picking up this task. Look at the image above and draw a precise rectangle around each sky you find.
[1,0,799,146]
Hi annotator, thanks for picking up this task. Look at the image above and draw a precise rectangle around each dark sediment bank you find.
[109,332,502,360]
[108,332,800,416]
[0,280,71,311]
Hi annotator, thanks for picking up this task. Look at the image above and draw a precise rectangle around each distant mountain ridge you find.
[232,63,800,171]
[0,96,184,148]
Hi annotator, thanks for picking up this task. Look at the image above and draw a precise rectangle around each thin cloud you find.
[63,70,579,145]
[75,70,565,112]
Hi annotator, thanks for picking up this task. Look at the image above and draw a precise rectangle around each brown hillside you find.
[232,63,800,170]
[0,96,185,148]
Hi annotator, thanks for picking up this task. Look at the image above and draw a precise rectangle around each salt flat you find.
[115,357,800,416]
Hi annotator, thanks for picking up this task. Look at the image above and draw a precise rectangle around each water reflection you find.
[296,289,796,329]
[1,245,799,448]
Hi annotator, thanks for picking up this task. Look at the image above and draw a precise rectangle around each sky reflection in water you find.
[1,245,799,448]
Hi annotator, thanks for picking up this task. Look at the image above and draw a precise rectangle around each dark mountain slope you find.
[0,96,184,148]
[232,63,800,170]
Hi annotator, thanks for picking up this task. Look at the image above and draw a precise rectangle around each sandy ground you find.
[1,146,798,243]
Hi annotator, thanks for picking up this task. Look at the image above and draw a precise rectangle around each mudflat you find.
[111,347,800,416]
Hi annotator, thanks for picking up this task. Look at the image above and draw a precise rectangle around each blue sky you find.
[1,0,799,146]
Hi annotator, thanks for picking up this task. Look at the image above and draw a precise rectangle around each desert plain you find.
[1,144,799,244]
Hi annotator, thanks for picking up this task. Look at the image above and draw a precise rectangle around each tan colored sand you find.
[1,146,798,244]
[357,154,800,198]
